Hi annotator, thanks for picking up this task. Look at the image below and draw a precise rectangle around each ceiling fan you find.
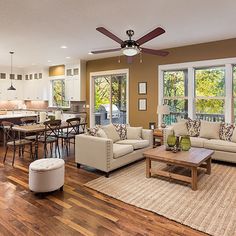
[91,27,169,62]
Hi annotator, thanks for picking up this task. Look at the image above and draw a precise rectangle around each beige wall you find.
[86,38,236,128]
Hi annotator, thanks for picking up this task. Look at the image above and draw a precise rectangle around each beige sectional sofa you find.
[75,124,153,177]
[163,120,236,164]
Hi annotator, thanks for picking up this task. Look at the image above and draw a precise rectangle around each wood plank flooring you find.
[0,144,207,236]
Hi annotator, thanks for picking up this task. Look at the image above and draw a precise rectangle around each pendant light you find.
[8,51,16,91]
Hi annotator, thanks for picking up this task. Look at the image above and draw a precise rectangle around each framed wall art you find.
[138,82,147,95]
[138,98,147,111]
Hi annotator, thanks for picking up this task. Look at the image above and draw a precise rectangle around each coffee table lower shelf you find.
[146,157,211,191]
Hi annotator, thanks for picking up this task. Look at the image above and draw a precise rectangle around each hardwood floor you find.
[0,144,207,236]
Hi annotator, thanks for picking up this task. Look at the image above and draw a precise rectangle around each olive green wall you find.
[86,38,236,128]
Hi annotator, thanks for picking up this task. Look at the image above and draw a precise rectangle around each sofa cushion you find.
[116,139,149,150]
[199,121,221,139]
[190,137,208,148]
[102,124,120,142]
[173,121,188,136]
[204,139,236,153]
[127,127,142,140]
[186,118,201,137]
[219,123,235,141]
[96,128,108,138]
[113,144,134,159]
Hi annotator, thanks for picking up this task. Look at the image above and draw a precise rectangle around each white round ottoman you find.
[29,158,65,193]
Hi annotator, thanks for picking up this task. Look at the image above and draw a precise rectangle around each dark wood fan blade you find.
[141,47,169,56]
[136,27,165,46]
[96,27,123,44]
[91,48,121,54]
[127,56,133,64]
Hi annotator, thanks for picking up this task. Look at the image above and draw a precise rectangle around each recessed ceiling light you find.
[66,56,71,59]
[48,60,52,63]
[61,45,67,49]
[88,52,93,55]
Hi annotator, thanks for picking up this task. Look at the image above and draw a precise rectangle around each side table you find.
[153,129,163,148]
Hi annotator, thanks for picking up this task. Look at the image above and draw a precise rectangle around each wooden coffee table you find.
[143,146,214,190]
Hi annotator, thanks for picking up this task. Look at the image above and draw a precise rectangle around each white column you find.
[225,64,233,123]
[188,67,195,119]
[158,69,164,126]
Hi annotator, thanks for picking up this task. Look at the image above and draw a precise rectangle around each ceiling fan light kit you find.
[122,45,140,56]
[93,26,169,62]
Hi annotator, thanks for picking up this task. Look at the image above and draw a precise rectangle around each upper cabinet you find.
[64,61,86,101]
[23,70,49,101]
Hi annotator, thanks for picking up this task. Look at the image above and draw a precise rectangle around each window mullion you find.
[188,67,195,119]
[225,64,233,123]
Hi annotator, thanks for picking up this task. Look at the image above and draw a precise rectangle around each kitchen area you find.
[0,61,87,145]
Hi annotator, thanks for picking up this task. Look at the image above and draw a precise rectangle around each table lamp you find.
[157,105,170,128]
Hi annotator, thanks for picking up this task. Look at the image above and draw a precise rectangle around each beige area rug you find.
[85,161,236,236]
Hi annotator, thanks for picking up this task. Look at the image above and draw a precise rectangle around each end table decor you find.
[180,135,191,151]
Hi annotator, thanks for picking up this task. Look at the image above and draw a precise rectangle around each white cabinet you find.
[0,80,23,100]
[24,79,49,101]
[64,61,86,101]
[65,77,81,101]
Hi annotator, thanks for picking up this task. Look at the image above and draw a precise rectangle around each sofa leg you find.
[77,163,81,168]
[105,172,109,178]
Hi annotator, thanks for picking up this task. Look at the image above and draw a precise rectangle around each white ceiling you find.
[0,0,236,67]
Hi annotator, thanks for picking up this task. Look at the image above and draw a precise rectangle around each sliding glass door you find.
[90,70,128,127]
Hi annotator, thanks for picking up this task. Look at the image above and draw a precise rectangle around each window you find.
[51,79,69,107]
[159,57,236,125]
[195,67,225,122]
[90,69,128,127]
[163,70,188,124]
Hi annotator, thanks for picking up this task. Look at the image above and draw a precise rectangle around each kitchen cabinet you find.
[64,61,86,101]
[24,78,49,101]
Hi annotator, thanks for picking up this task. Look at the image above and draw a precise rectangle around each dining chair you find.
[20,117,38,141]
[59,117,81,156]
[2,121,33,166]
[38,120,61,158]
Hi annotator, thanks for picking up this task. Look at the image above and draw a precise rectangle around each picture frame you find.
[138,82,147,95]
[138,98,147,111]
[149,122,156,130]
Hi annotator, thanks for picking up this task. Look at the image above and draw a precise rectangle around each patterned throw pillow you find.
[186,118,201,137]
[87,126,100,136]
[113,123,128,140]
[219,123,235,141]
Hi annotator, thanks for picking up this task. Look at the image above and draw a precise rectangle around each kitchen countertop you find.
[0,113,37,119]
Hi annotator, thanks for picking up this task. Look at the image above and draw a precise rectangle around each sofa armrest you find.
[142,129,153,147]
[163,126,174,146]
[75,134,113,172]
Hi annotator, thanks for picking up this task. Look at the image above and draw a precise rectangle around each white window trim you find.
[89,69,129,127]
[158,57,236,125]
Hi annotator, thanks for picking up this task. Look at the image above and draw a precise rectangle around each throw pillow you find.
[199,121,221,139]
[96,128,108,138]
[101,124,120,142]
[113,123,128,140]
[219,123,235,141]
[87,126,100,136]
[126,127,142,140]
[186,118,201,137]
[231,128,236,143]
[173,121,188,136]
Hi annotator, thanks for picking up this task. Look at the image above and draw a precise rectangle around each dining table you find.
[12,121,87,159]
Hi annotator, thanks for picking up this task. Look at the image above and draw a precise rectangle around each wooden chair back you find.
[66,117,81,135]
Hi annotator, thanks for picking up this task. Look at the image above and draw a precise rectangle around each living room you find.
[0,1,236,236]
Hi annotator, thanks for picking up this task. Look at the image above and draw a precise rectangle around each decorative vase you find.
[167,135,177,147]
[180,135,191,151]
